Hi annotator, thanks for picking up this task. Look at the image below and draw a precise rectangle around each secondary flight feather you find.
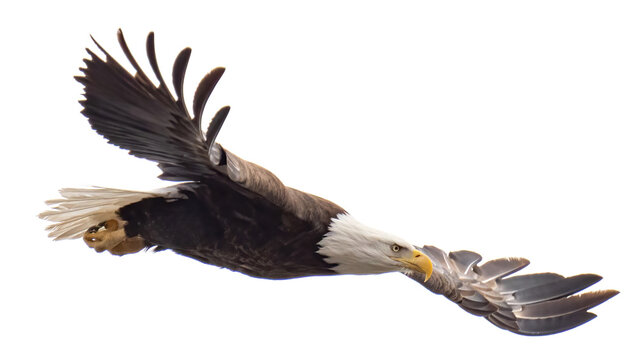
[40,30,617,335]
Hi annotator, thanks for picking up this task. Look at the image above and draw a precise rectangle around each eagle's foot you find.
[83,219,145,255]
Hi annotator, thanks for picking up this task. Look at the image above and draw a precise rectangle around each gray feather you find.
[517,290,619,319]
[497,272,564,293]
[460,298,498,316]
[516,311,598,336]
[420,245,450,267]
[488,313,519,332]
[449,250,482,274]
[477,257,530,282]
[511,274,602,305]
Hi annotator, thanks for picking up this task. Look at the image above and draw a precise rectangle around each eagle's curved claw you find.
[83,219,145,255]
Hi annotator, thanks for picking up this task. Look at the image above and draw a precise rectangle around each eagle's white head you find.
[317,213,433,279]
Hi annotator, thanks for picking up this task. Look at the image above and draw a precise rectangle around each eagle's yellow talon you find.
[82,219,144,255]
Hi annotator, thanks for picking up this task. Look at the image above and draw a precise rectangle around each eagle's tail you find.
[39,187,166,240]
[406,245,618,335]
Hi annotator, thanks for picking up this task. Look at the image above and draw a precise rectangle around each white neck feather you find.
[317,213,413,275]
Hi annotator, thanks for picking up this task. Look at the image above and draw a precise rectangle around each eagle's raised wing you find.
[78,30,225,182]
[76,30,343,226]
[406,245,618,335]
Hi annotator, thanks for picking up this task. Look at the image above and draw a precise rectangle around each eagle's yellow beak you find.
[393,249,433,281]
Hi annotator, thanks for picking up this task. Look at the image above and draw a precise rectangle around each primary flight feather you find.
[40,30,617,335]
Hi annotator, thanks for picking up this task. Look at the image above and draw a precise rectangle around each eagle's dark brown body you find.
[119,183,338,279]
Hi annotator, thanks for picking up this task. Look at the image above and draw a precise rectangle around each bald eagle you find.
[40,30,617,335]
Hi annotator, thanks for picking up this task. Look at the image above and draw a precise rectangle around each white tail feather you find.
[39,187,170,240]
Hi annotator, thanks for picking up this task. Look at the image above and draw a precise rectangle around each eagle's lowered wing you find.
[406,245,618,335]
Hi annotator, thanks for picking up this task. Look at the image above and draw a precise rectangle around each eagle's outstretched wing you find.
[406,245,618,335]
[78,30,225,182]
[76,30,343,226]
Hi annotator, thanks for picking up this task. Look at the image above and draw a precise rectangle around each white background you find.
[1,1,636,359]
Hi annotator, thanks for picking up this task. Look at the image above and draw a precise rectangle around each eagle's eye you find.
[391,244,401,252]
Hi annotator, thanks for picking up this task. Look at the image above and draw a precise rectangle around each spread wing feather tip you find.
[77,29,230,182]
